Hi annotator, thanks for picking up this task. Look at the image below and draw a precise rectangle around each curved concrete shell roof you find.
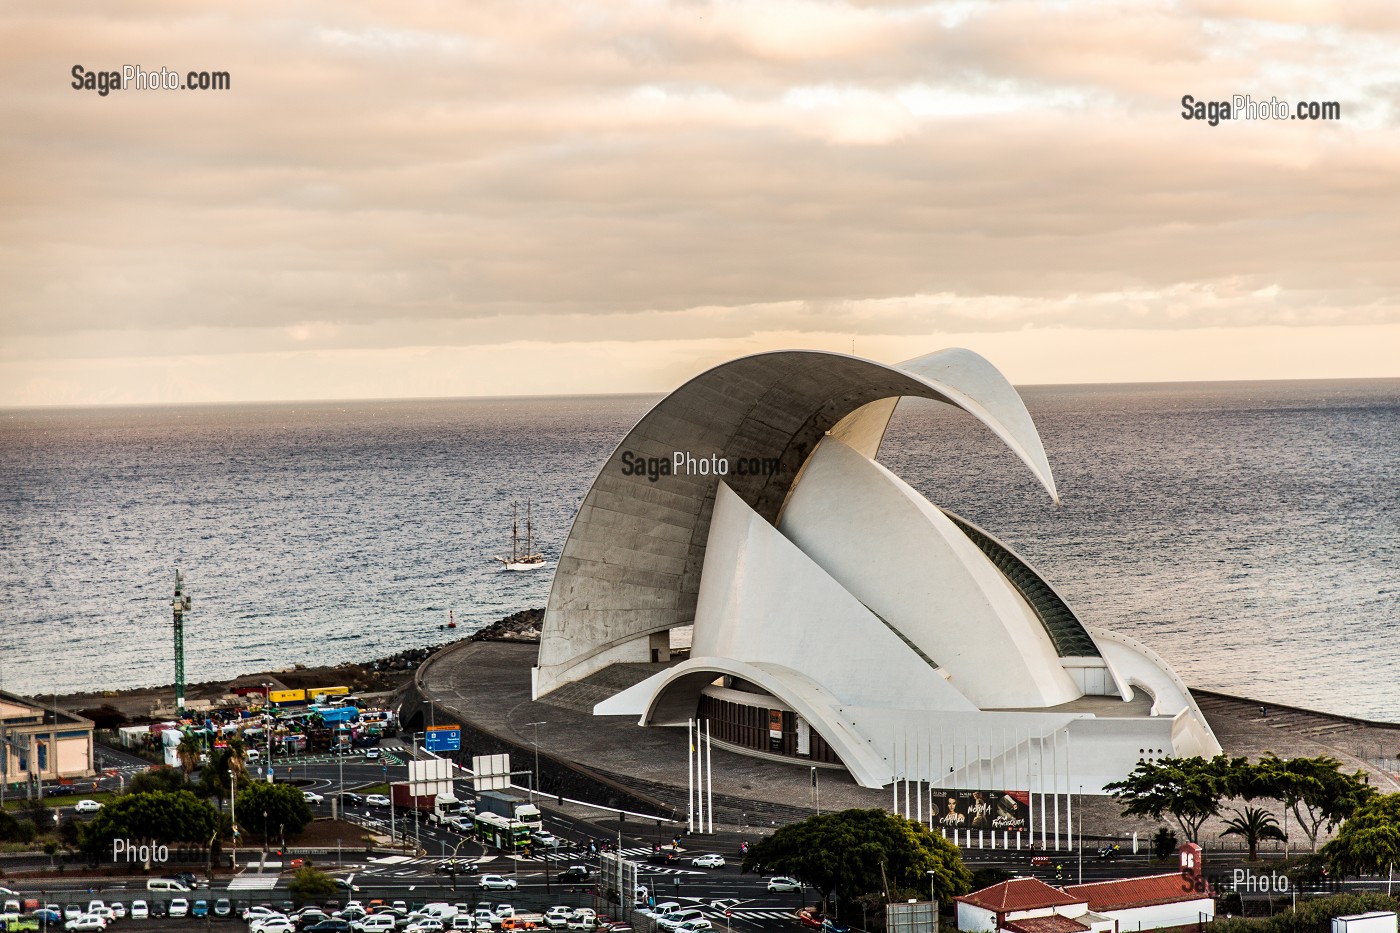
[535,347,1059,698]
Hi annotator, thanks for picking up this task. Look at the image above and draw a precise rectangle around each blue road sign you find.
[425,727,461,752]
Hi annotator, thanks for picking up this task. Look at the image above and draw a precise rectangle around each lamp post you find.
[528,721,547,803]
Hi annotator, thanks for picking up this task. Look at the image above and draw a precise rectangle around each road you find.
[11,743,1390,933]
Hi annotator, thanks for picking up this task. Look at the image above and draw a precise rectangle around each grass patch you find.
[2,789,115,811]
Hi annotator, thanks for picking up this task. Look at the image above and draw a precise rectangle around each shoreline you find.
[35,608,544,726]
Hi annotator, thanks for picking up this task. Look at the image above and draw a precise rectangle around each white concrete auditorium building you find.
[533,348,1221,815]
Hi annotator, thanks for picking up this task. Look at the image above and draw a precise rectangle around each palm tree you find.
[177,733,203,778]
[1221,806,1286,860]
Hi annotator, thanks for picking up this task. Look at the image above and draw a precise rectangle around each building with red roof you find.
[956,846,1214,933]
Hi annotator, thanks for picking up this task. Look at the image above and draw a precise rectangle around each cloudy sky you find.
[3,0,1398,406]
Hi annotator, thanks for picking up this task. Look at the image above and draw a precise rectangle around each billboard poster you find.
[929,789,1030,833]
[768,709,783,752]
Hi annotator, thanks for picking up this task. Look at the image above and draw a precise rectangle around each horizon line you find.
[3,373,1397,413]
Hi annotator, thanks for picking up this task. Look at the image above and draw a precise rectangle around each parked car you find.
[304,921,353,932]
[63,905,83,920]
[168,898,190,918]
[149,901,169,918]
[214,897,233,917]
[365,794,391,807]
[73,799,102,813]
[108,903,126,919]
[129,901,149,920]
[352,915,398,933]
[766,877,801,893]
[64,915,108,931]
[406,921,446,933]
[192,899,210,917]
[244,905,283,922]
[478,876,517,892]
[249,917,292,933]
[691,854,725,868]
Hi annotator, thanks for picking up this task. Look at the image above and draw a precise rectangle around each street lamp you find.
[927,870,935,905]
[527,721,547,803]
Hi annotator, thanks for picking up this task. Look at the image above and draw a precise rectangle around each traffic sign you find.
[425,725,462,752]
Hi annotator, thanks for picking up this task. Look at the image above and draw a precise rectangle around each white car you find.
[130,901,149,920]
[244,905,283,922]
[641,902,680,920]
[532,831,562,848]
[169,898,190,917]
[303,790,325,804]
[353,916,398,933]
[691,854,725,868]
[365,749,382,761]
[108,903,127,919]
[254,920,296,933]
[73,799,102,813]
[406,921,446,933]
[365,794,392,807]
[64,916,107,932]
[676,921,714,933]
[479,875,517,891]
[767,877,802,893]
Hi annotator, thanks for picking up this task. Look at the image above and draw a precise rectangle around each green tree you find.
[235,781,313,845]
[1105,755,1245,843]
[80,789,219,866]
[1252,754,1375,851]
[1152,826,1179,860]
[177,733,204,778]
[1220,806,1286,860]
[744,808,971,913]
[129,766,186,796]
[288,865,338,901]
[1322,792,1400,882]
[195,738,248,811]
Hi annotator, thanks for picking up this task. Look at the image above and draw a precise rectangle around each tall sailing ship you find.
[495,500,547,571]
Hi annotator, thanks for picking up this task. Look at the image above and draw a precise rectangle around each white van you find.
[146,878,190,892]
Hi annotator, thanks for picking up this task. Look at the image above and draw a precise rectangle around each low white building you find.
[957,848,1215,933]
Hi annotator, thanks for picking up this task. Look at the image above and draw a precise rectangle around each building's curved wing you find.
[534,348,1055,698]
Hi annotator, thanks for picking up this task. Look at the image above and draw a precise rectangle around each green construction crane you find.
[172,570,192,710]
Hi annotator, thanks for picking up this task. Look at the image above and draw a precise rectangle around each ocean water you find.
[1,381,1396,723]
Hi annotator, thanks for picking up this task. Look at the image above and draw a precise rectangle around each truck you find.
[475,790,543,831]
[390,782,462,825]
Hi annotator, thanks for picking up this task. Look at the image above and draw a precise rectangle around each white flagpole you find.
[916,731,923,825]
[706,719,714,834]
[1052,728,1061,851]
[688,718,695,833]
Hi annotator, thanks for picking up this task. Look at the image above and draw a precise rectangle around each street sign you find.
[425,726,462,753]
